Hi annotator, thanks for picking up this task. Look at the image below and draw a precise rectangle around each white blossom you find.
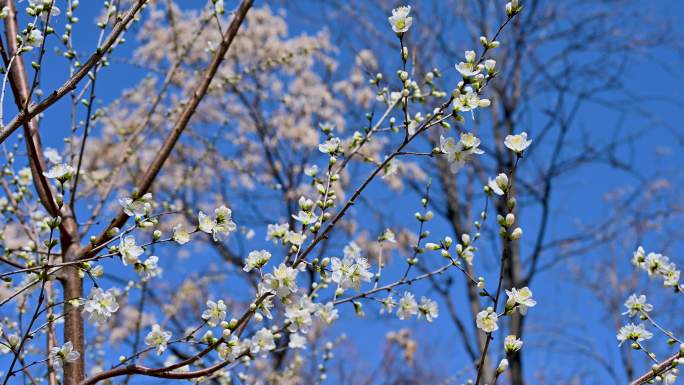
[285,296,315,333]
[505,287,536,315]
[198,205,237,241]
[213,0,224,13]
[396,292,418,320]
[137,255,161,281]
[119,236,144,266]
[28,0,61,19]
[388,5,412,34]
[418,296,438,322]
[631,246,646,268]
[17,168,32,186]
[380,294,397,314]
[315,302,339,324]
[644,252,670,276]
[43,163,75,181]
[440,132,484,172]
[664,371,678,385]
[266,223,289,242]
[250,328,276,355]
[173,224,190,245]
[217,336,246,361]
[488,173,508,196]
[455,51,482,77]
[292,210,319,225]
[202,300,227,327]
[83,287,119,326]
[50,341,79,369]
[635,250,682,288]
[145,324,172,355]
[381,228,396,243]
[504,335,523,353]
[44,147,62,164]
[453,86,490,114]
[262,263,299,298]
[288,333,306,349]
[304,165,319,177]
[318,138,340,154]
[459,132,484,154]
[119,193,153,217]
[617,323,653,346]
[24,29,44,49]
[476,307,498,332]
[285,231,306,246]
[0,331,18,355]
[330,252,372,291]
[244,250,271,272]
[623,294,653,317]
[504,132,532,154]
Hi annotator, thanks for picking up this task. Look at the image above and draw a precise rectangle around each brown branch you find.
[629,352,681,385]
[83,0,255,260]
[0,0,59,217]
[78,292,269,385]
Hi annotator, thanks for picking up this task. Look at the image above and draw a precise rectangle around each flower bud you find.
[444,236,453,248]
[465,50,476,63]
[484,59,496,74]
[353,301,365,317]
[107,227,119,237]
[505,213,515,227]
[495,173,509,190]
[497,358,509,373]
[507,197,517,211]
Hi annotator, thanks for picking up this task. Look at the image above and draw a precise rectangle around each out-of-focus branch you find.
[84,0,255,258]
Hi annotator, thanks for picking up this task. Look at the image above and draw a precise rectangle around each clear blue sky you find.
[4,1,683,384]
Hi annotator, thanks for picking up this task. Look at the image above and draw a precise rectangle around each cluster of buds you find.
[425,232,479,266]
[497,211,523,241]
[26,0,59,18]
[479,35,500,49]
[506,0,523,18]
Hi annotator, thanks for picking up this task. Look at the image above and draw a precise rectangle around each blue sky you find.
[3,1,684,384]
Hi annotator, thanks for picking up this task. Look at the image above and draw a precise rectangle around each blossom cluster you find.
[0,2,534,384]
